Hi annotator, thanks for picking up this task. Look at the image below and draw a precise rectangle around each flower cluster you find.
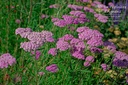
[67,4,83,10]
[84,7,95,13]
[48,48,57,56]
[0,53,16,68]
[113,51,128,68]
[53,13,89,27]
[48,26,104,66]
[101,63,109,71]
[46,64,59,73]
[15,28,54,52]
[94,14,108,23]
[77,26,104,47]
[84,56,95,67]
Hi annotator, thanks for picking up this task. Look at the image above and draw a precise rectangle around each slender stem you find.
[28,0,33,26]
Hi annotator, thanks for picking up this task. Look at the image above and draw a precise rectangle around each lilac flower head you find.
[70,11,86,18]
[67,4,83,10]
[72,51,85,60]
[56,40,70,51]
[84,7,95,13]
[94,14,108,23]
[113,51,128,68]
[87,37,103,47]
[15,28,32,35]
[54,19,67,27]
[48,48,57,56]
[0,53,16,68]
[78,28,103,41]
[46,64,58,73]
[27,32,44,44]
[20,41,40,52]
[59,34,74,41]
[85,56,94,62]
[16,28,54,52]
[96,4,109,12]
[70,38,85,51]
[101,63,109,71]
[41,31,54,42]
[62,15,74,24]
[76,26,89,33]
[73,17,89,24]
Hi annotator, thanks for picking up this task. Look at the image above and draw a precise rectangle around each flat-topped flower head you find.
[54,19,67,27]
[20,41,40,52]
[70,11,86,18]
[72,51,85,60]
[48,48,57,56]
[85,56,94,62]
[15,28,32,35]
[84,7,95,13]
[59,34,74,41]
[68,4,83,10]
[56,40,70,51]
[101,63,109,71]
[46,64,59,73]
[0,53,16,68]
[113,51,128,68]
[87,37,103,47]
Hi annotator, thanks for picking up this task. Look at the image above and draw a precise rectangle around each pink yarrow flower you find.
[101,63,109,71]
[56,40,70,51]
[46,64,59,73]
[72,51,85,60]
[0,53,16,68]
[67,4,83,10]
[85,56,94,62]
[48,48,57,56]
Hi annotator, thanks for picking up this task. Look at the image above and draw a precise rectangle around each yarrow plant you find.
[0,53,16,68]
[52,0,109,29]
[2,0,128,84]
[48,26,104,66]
[15,28,54,52]
[46,64,59,73]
